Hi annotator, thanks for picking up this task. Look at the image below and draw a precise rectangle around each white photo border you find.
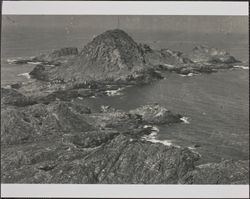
[1,1,249,198]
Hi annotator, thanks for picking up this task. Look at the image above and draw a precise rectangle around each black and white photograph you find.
[1,1,249,198]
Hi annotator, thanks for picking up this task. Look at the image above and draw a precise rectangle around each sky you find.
[2,15,248,35]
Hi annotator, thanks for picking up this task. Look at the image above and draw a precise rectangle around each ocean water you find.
[83,70,249,164]
[1,26,249,164]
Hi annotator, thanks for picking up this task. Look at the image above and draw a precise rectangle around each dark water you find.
[1,26,249,164]
[82,70,249,163]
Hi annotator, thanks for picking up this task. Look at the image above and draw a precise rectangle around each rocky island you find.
[1,29,249,184]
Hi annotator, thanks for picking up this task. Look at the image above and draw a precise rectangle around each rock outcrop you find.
[1,88,36,107]
[139,44,240,75]
[1,99,248,184]
[1,101,93,146]
[187,45,240,64]
[129,104,182,124]
[140,44,192,67]
[180,160,249,184]
[9,47,78,66]
[30,29,156,84]
[1,134,200,184]
[9,29,241,85]
[34,47,78,62]
[1,101,199,183]
[26,29,167,85]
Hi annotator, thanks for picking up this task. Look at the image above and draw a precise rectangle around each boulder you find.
[29,64,50,81]
[10,83,22,89]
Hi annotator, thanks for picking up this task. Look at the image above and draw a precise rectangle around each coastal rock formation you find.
[26,29,166,85]
[10,83,22,89]
[1,99,248,184]
[9,47,78,65]
[34,47,78,62]
[1,134,200,184]
[180,160,249,184]
[139,44,240,75]
[51,135,200,184]
[27,47,78,81]
[1,101,198,183]
[33,29,153,84]
[1,101,93,146]
[29,64,51,81]
[1,94,249,184]
[187,45,240,64]
[129,104,182,124]
[9,29,241,86]
[2,29,248,184]
[140,44,192,67]
[1,88,36,107]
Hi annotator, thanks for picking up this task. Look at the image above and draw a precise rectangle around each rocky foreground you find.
[1,29,249,184]
[1,88,249,184]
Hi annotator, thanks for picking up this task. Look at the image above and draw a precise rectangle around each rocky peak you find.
[79,29,145,69]
[54,29,146,83]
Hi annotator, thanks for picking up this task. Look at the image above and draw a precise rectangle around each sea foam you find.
[6,58,17,64]
[27,61,42,65]
[233,65,249,70]
[180,116,190,124]
[142,125,179,147]
[17,73,31,79]
[105,88,124,96]
[180,73,196,77]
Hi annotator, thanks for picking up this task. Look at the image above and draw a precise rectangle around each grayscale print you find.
[1,15,249,184]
